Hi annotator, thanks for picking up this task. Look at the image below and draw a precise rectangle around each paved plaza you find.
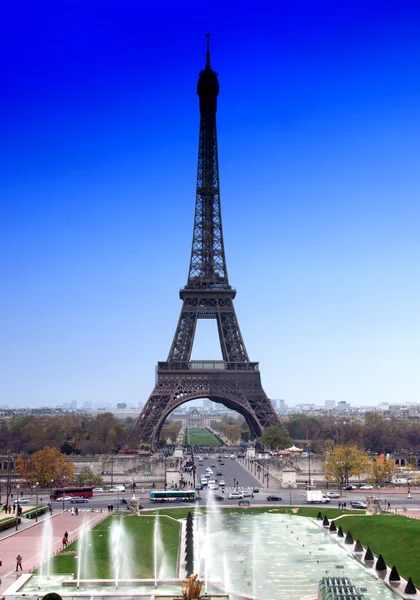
[0,510,106,595]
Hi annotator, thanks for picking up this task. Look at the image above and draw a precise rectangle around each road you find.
[58,452,420,511]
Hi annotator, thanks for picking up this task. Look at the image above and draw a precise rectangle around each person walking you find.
[62,536,67,548]
[16,554,23,571]
[64,531,69,543]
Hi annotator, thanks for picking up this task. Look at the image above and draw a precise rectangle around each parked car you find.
[342,485,357,490]
[327,492,340,498]
[70,497,88,504]
[350,501,367,509]
[229,492,243,499]
[93,487,104,493]
[360,485,373,490]
[267,495,282,501]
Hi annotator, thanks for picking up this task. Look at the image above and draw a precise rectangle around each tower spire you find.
[206,33,211,67]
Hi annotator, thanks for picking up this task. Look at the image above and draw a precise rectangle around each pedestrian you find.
[75,507,78,516]
[338,502,341,509]
[16,554,23,571]
[62,536,67,548]
[64,531,68,543]
[388,501,391,510]
[8,506,12,514]
[343,502,346,508]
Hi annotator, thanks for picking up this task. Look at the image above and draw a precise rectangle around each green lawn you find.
[50,516,180,579]
[184,427,223,446]
[337,514,420,587]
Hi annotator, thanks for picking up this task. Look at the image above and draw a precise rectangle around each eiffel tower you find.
[133,36,281,446]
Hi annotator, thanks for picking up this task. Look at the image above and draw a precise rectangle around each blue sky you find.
[1,1,420,409]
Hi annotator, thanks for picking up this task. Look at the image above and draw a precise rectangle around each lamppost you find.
[289,482,292,506]
[62,477,67,511]
[164,455,167,490]
[35,482,39,522]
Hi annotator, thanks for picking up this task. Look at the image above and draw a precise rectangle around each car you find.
[238,500,250,506]
[214,494,224,501]
[70,497,88,503]
[242,490,253,498]
[342,485,357,490]
[211,464,216,467]
[230,454,236,459]
[195,483,204,490]
[360,485,373,490]
[327,492,340,498]
[208,484,219,490]
[267,495,282,501]
[216,471,223,476]
[252,487,260,493]
[220,461,224,465]
[55,496,73,502]
[350,501,367,509]
[219,480,226,487]
[229,492,243,499]
[93,487,104,493]
[205,473,211,478]
[14,498,30,504]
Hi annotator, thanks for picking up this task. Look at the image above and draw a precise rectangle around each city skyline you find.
[1,2,420,409]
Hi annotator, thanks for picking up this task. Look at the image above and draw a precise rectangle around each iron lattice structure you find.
[132,37,281,446]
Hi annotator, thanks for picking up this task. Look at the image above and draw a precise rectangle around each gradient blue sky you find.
[1,1,420,409]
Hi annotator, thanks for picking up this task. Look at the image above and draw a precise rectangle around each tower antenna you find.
[205,33,211,66]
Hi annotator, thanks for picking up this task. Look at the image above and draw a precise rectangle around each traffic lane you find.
[194,456,261,491]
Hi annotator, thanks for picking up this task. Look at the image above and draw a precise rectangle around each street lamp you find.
[288,482,292,506]
[62,477,67,511]
[35,482,40,521]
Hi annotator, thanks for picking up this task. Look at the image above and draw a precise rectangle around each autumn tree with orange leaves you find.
[15,446,75,487]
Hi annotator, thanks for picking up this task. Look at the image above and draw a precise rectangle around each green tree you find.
[259,426,292,451]
[74,466,105,487]
[324,443,368,487]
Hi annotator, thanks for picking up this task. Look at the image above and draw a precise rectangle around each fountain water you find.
[153,513,172,583]
[193,503,201,576]
[109,517,133,588]
[38,514,53,588]
[77,517,94,588]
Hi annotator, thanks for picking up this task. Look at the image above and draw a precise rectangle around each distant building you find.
[117,403,127,409]
[336,401,350,411]
[272,399,287,413]
[325,400,335,410]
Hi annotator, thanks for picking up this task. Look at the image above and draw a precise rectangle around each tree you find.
[74,466,104,487]
[324,444,368,487]
[368,456,395,486]
[15,446,75,487]
[259,426,292,451]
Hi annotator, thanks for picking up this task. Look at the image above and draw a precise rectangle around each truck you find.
[306,490,330,503]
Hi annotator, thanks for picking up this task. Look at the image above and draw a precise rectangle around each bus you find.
[50,486,94,500]
[149,490,196,502]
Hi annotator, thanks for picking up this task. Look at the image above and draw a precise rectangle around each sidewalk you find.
[0,510,107,595]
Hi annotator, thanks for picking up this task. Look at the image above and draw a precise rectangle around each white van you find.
[110,485,125,492]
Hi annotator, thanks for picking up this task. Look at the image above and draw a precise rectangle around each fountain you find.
[38,515,53,588]
[109,517,133,588]
[4,509,404,600]
[77,517,94,587]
